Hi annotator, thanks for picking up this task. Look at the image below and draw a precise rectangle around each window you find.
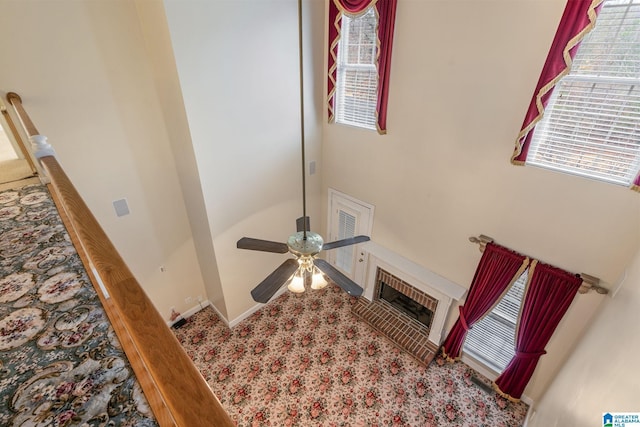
[334,8,378,130]
[463,270,527,373]
[526,0,640,187]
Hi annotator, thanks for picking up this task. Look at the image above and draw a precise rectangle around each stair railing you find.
[6,92,234,427]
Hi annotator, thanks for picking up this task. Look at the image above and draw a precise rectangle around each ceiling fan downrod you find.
[297,0,308,241]
[235,0,370,304]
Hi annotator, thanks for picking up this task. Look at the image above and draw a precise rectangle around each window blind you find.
[335,8,378,130]
[336,209,357,273]
[527,0,640,186]
[463,271,527,373]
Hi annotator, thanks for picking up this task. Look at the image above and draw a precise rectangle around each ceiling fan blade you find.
[314,258,363,297]
[237,237,289,254]
[322,235,370,251]
[296,216,311,232]
[251,258,299,303]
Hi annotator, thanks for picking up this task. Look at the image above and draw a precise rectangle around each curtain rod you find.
[468,234,608,295]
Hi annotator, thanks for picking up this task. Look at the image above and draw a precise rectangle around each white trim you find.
[362,241,467,301]
[327,188,375,239]
[461,354,534,406]
[522,404,536,427]
[326,188,374,284]
[183,300,210,319]
[228,287,289,328]
[361,241,466,346]
[166,299,216,327]
[205,300,229,327]
[461,353,499,381]
[520,393,533,406]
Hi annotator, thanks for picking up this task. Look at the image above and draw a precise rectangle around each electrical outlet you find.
[185,296,192,305]
[197,295,203,303]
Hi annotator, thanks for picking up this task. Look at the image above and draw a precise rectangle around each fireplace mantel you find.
[361,241,467,301]
[359,241,467,346]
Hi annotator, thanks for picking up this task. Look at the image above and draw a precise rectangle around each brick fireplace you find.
[352,242,466,365]
[376,268,438,331]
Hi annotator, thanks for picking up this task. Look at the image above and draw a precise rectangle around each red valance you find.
[511,0,603,164]
[327,0,397,134]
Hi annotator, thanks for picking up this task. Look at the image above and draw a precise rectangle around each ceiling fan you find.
[237,0,370,304]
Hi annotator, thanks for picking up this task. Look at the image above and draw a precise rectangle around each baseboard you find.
[521,394,534,406]
[461,354,499,381]
[206,300,230,328]
[522,404,536,427]
[228,287,288,328]
[166,299,213,327]
[164,292,291,330]
[461,354,534,406]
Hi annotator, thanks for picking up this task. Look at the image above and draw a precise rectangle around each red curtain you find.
[511,0,603,164]
[494,260,582,401]
[327,0,397,134]
[441,243,530,361]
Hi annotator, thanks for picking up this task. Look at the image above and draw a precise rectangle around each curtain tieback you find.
[515,350,547,359]
[458,306,470,331]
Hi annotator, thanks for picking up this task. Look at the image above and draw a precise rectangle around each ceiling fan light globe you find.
[310,269,328,290]
[288,274,305,293]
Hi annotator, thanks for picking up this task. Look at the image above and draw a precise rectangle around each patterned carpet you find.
[174,285,529,426]
[0,184,157,426]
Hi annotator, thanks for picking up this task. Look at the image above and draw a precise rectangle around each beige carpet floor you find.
[0,158,35,183]
[0,159,37,191]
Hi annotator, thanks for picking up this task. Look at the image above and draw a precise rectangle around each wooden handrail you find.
[1,106,38,173]
[6,92,39,136]
[7,93,234,427]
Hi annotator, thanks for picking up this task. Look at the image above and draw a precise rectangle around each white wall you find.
[134,0,226,319]
[164,0,325,320]
[322,0,640,401]
[528,248,640,427]
[0,0,208,320]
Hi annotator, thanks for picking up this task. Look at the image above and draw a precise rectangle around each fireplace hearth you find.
[353,267,442,365]
[350,241,466,365]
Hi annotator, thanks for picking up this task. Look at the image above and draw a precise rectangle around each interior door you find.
[327,189,374,285]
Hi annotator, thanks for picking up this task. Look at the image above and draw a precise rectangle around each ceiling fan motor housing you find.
[287,231,323,257]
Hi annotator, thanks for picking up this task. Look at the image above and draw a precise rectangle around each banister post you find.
[27,134,56,159]
[6,92,56,160]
